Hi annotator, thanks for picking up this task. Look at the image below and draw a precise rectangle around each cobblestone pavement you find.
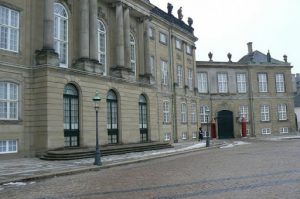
[1,138,299,199]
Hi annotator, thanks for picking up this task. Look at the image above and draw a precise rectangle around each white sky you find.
[150,0,300,74]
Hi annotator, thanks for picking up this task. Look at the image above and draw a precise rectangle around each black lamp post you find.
[205,107,210,147]
[93,91,102,166]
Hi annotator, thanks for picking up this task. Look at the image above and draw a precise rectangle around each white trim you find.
[0,139,18,154]
[279,127,288,134]
[261,128,271,135]
[97,19,107,75]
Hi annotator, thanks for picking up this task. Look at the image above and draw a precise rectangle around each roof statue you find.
[167,3,173,15]
[177,7,183,20]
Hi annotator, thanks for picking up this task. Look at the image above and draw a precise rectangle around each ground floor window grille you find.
[279,127,288,134]
[0,140,17,154]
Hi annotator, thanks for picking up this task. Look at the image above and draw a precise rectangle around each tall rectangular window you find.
[258,73,268,92]
[186,45,192,55]
[161,60,168,85]
[275,73,285,93]
[200,106,209,124]
[148,27,154,39]
[260,105,270,122]
[177,65,183,87]
[188,69,193,90]
[197,72,208,93]
[0,6,19,52]
[159,32,167,44]
[239,105,249,122]
[163,101,170,123]
[278,104,287,121]
[0,82,18,120]
[175,38,182,50]
[191,103,196,124]
[236,73,247,93]
[217,73,228,93]
[181,103,187,123]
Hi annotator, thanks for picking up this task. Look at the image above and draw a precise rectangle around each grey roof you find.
[238,50,286,65]
[294,94,300,107]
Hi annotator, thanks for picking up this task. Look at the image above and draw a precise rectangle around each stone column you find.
[36,0,59,66]
[124,6,131,69]
[144,18,151,74]
[89,0,98,61]
[79,0,89,59]
[43,0,55,50]
[116,3,125,67]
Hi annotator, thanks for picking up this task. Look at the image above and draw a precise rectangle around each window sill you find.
[0,120,22,125]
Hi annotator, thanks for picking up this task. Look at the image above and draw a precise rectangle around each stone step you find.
[40,142,173,161]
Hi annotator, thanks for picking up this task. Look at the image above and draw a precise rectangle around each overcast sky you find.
[150,0,300,74]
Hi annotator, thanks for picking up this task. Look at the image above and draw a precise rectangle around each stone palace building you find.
[0,0,296,158]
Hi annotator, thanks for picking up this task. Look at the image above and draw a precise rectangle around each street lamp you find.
[93,91,102,166]
[205,107,210,147]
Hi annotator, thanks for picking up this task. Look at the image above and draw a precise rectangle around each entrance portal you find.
[217,110,234,139]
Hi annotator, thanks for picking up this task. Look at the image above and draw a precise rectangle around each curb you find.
[0,143,224,185]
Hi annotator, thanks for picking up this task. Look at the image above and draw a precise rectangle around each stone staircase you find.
[40,142,173,161]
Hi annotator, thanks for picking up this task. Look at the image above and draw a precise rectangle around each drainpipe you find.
[248,66,256,137]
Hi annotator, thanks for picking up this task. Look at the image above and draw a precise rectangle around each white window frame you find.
[239,105,249,122]
[275,73,285,93]
[278,104,287,121]
[0,5,19,52]
[261,128,271,135]
[236,73,247,93]
[97,19,106,75]
[161,60,168,85]
[181,132,187,140]
[54,3,69,68]
[163,100,170,123]
[191,103,196,124]
[217,73,228,93]
[130,34,136,76]
[181,102,187,123]
[197,72,208,93]
[177,65,183,88]
[186,45,192,55]
[159,32,167,44]
[0,82,18,120]
[148,27,154,39]
[0,140,17,154]
[260,105,270,122]
[279,127,288,134]
[192,132,197,139]
[175,38,182,50]
[200,106,209,124]
[188,69,193,90]
[258,73,268,92]
[164,132,171,141]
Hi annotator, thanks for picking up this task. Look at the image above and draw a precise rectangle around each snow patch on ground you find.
[220,141,250,149]
[3,182,27,186]
[0,187,3,191]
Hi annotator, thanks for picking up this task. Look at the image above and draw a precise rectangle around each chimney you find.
[247,42,253,54]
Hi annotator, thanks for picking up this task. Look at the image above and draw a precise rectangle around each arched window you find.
[139,95,148,142]
[63,84,79,147]
[0,82,18,120]
[107,90,118,144]
[130,34,136,76]
[54,3,68,67]
[97,19,106,75]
